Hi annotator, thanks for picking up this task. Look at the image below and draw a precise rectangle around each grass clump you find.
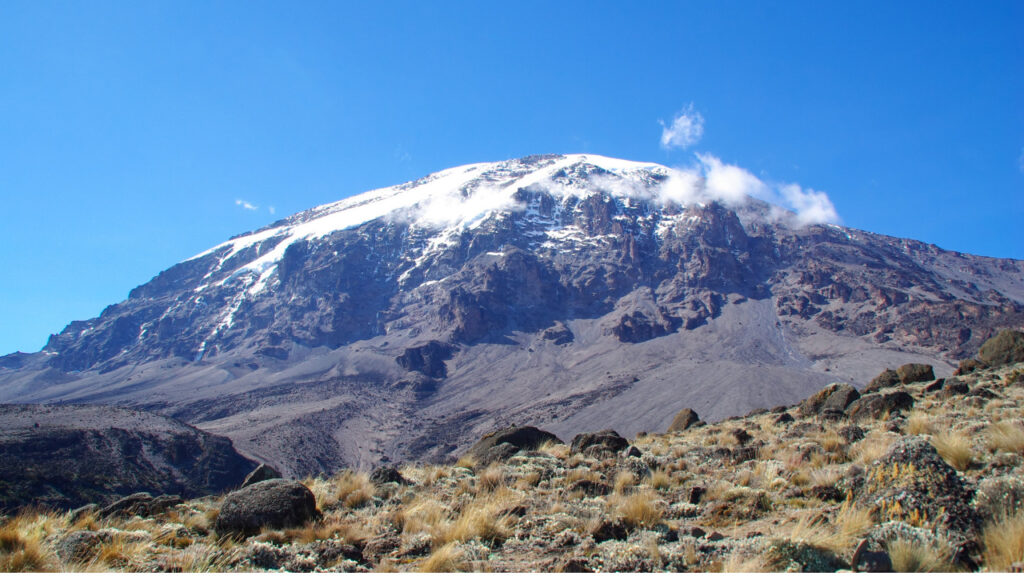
[887,538,955,572]
[983,511,1024,571]
[615,490,663,530]
[931,429,974,471]
[988,420,1024,454]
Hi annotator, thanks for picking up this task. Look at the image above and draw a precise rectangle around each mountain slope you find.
[2,154,1022,476]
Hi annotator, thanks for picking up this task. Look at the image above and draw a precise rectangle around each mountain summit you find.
[3,154,1023,475]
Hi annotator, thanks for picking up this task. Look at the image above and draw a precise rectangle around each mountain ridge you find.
[2,153,1022,476]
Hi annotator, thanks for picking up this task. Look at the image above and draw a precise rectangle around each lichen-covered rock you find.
[857,437,980,559]
[978,330,1024,367]
[215,479,320,536]
[55,530,103,563]
[897,363,935,384]
[763,539,845,572]
[973,475,1024,522]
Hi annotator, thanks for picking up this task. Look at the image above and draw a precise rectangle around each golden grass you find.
[396,496,451,542]
[0,510,60,572]
[614,490,663,530]
[983,511,1024,571]
[418,542,468,572]
[333,470,375,509]
[442,499,512,545]
[612,471,636,494]
[852,432,898,464]
[887,538,955,572]
[477,463,505,493]
[647,469,673,491]
[931,429,973,471]
[537,440,569,460]
[988,420,1024,454]
[905,410,935,435]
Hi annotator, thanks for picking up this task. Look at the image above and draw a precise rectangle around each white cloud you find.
[235,199,258,211]
[696,154,769,206]
[660,104,705,150]
[778,183,840,225]
[656,154,841,226]
[268,206,277,215]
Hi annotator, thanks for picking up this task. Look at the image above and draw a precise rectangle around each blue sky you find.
[1,1,1021,355]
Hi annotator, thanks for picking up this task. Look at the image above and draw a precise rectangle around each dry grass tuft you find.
[418,542,468,572]
[887,538,955,572]
[538,440,569,460]
[442,499,513,545]
[615,490,663,530]
[931,429,973,471]
[396,496,451,543]
[906,410,935,435]
[648,470,672,491]
[988,420,1024,454]
[477,463,505,493]
[852,432,898,464]
[983,511,1024,571]
[613,471,636,495]
[334,470,375,509]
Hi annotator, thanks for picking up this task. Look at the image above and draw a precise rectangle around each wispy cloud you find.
[235,199,259,211]
[268,206,276,215]
[660,104,705,150]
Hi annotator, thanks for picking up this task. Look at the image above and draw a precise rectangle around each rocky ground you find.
[1,330,1023,572]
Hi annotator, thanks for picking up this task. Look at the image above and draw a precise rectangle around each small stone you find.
[623,445,642,458]
[688,486,706,504]
[559,558,592,573]
[731,428,752,445]
[706,531,725,541]
[668,408,702,432]
[687,526,706,538]
[897,363,935,384]
[774,412,795,425]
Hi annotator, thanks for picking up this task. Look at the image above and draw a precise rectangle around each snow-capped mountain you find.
[2,154,1023,475]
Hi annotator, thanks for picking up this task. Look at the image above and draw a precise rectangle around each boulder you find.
[570,429,629,458]
[774,412,795,425]
[897,363,935,384]
[978,329,1024,367]
[464,426,562,466]
[939,379,970,398]
[864,369,900,393]
[214,479,320,536]
[241,463,281,488]
[667,408,703,432]
[799,383,860,418]
[846,391,914,421]
[369,466,411,486]
[99,492,153,518]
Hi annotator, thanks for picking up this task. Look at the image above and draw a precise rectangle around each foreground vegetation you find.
[2,345,1023,571]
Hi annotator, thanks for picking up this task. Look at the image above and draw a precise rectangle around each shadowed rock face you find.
[1,154,1023,476]
[0,404,258,511]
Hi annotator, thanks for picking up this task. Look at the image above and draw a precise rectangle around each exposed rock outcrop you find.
[0,404,257,511]
[215,479,320,536]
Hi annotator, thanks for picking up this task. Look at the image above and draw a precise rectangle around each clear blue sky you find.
[1,1,1022,355]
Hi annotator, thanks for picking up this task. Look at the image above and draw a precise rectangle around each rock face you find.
[846,391,915,421]
[0,404,257,511]
[241,463,282,488]
[1,154,1023,475]
[799,383,860,418]
[215,479,320,536]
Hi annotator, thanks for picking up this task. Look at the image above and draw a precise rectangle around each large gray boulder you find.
[215,479,320,536]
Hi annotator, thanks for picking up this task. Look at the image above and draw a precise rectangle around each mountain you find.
[2,154,1022,476]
